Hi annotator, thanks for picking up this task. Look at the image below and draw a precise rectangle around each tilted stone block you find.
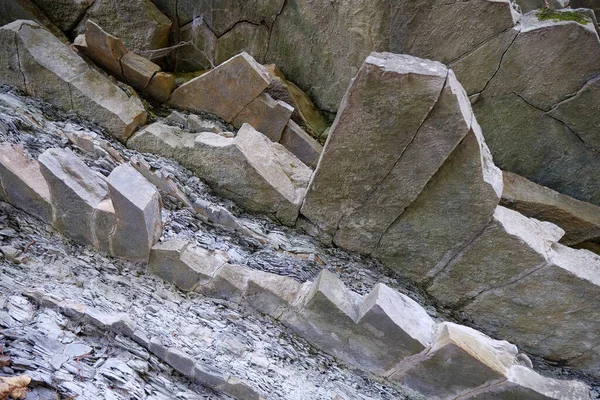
[501,171,600,247]
[128,123,312,226]
[197,264,250,303]
[391,322,519,400]
[0,143,52,224]
[0,20,147,141]
[78,20,127,79]
[107,163,162,262]
[233,92,294,142]
[168,52,271,123]
[464,365,591,400]
[149,240,227,291]
[38,148,114,251]
[278,120,322,169]
[244,271,303,318]
[121,50,160,89]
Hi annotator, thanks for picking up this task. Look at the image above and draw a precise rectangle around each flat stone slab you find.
[233,92,293,142]
[278,120,322,169]
[168,52,271,123]
[0,20,147,141]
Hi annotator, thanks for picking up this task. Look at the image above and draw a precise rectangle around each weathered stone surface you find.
[0,0,68,42]
[174,18,217,72]
[461,243,600,375]
[216,21,270,65]
[145,71,176,103]
[38,148,113,249]
[516,0,569,13]
[0,143,52,224]
[501,171,600,246]
[244,272,302,318]
[168,52,271,123]
[464,365,591,400]
[278,121,322,169]
[107,164,162,262]
[128,123,311,225]
[264,64,329,139]
[233,93,293,142]
[197,264,250,302]
[78,20,128,79]
[355,283,435,372]
[391,322,519,399]
[149,240,226,291]
[31,0,92,31]
[74,0,172,53]
[571,0,600,18]
[121,51,160,89]
[427,206,564,307]
[473,11,600,205]
[301,53,448,243]
[165,348,195,376]
[0,20,147,142]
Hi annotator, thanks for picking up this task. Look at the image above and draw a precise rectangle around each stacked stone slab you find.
[301,52,502,273]
[0,145,162,262]
[148,238,591,400]
[0,20,147,142]
[501,171,600,248]
[128,122,312,226]
[75,21,176,103]
[167,52,323,166]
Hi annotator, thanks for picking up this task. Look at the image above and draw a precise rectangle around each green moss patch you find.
[537,9,591,25]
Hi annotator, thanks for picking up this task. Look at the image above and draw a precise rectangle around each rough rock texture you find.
[501,171,600,247]
[233,92,293,142]
[78,20,128,78]
[0,0,68,42]
[301,53,502,282]
[0,143,52,224]
[128,122,312,225]
[279,121,323,169]
[168,52,271,123]
[73,0,172,53]
[38,148,113,250]
[31,0,93,31]
[0,20,147,141]
[570,0,600,18]
[107,164,162,262]
[471,11,600,205]
[174,17,217,72]
[215,21,270,65]
[516,0,569,12]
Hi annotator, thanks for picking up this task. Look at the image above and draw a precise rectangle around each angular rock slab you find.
[473,11,600,205]
[278,121,323,169]
[233,92,293,142]
[0,0,68,42]
[78,20,127,79]
[0,143,52,224]
[0,20,147,142]
[391,322,519,400]
[128,122,312,225]
[38,148,114,251]
[107,164,162,262]
[168,52,271,123]
[501,171,600,246]
[30,0,92,31]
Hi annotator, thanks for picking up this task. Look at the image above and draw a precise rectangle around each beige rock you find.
[80,20,128,79]
[167,52,271,123]
[244,272,303,318]
[145,72,176,103]
[107,164,162,262]
[215,21,270,65]
[278,121,322,169]
[0,143,52,224]
[233,92,293,142]
[0,20,147,142]
[501,171,600,246]
[121,51,160,89]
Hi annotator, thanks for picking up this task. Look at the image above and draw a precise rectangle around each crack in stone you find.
[545,73,600,115]
[448,24,518,67]
[13,31,28,94]
[476,27,520,96]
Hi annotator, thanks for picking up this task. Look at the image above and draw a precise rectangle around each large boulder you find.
[128,122,312,225]
[0,143,52,224]
[0,0,68,42]
[301,53,502,282]
[467,11,600,205]
[0,20,147,142]
[73,0,172,53]
[31,0,93,32]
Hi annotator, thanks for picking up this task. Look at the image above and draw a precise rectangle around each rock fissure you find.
[477,27,520,96]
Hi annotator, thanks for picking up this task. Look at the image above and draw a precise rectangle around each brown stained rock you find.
[145,71,176,103]
[81,20,128,79]
[0,143,52,224]
[278,120,322,169]
[233,92,293,142]
[121,51,160,89]
[167,52,271,123]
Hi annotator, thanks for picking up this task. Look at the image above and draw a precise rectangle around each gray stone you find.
[501,171,600,246]
[73,0,172,53]
[197,264,250,303]
[464,365,591,400]
[193,363,229,389]
[0,143,52,224]
[165,348,195,377]
[128,123,312,225]
[278,121,322,169]
[233,92,293,142]
[38,148,114,250]
[31,0,92,31]
[174,17,217,72]
[391,322,519,400]
[220,377,262,400]
[0,20,147,142]
[244,272,302,318]
[0,0,68,42]
[107,164,162,262]
[215,21,270,65]
[516,0,569,13]
[168,52,271,123]
[473,11,600,205]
